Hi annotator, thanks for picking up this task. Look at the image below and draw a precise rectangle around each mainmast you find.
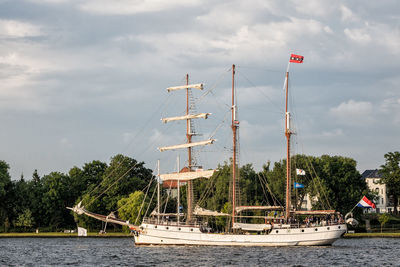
[284,71,291,221]
[231,64,238,228]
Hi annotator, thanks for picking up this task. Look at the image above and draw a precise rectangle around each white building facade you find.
[362,169,399,213]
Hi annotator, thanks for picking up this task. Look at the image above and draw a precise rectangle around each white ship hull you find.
[134,223,347,246]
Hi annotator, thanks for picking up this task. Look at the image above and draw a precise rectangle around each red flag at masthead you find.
[289,54,304,63]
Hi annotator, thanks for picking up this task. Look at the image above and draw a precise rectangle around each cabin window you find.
[154,226,157,228]
[190,229,193,232]
[338,226,341,229]
[276,230,279,233]
[178,228,181,231]
[166,227,169,230]
[301,229,304,232]
[327,227,330,230]
[315,228,318,231]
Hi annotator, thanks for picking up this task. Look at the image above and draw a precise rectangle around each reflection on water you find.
[0,237,399,266]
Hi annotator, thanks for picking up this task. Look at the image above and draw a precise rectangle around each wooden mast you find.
[186,74,194,223]
[284,71,291,221]
[231,64,237,228]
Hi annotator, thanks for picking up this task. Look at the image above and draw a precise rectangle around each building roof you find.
[361,169,383,179]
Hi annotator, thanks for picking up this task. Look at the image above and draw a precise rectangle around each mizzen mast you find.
[284,70,291,221]
[284,53,304,221]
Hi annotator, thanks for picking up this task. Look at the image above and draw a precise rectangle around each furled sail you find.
[167,83,203,92]
[161,113,211,123]
[193,205,229,216]
[232,223,272,231]
[294,210,336,215]
[158,139,215,152]
[235,206,283,213]
[160,169,215,181]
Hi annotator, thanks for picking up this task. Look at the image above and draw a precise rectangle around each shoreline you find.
[1,232,400,238]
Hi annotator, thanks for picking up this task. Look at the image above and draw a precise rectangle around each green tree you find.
[378,213,390,233]
[15,209,34,230]
[41,172,76,230]
[261,155,367,215]
[76,155,154,230]
[28,170,44,228]
[0,161,12,232]
[380,151,400,215]
[117,191,145,225]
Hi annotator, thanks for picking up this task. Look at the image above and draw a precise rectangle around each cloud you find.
[329,99,373,125]
[340,5,358,22]
[344,28,371,43]
[78,0,201,15]
[0,19,42,37]
[292,0,336,17]
[322,128,344,138]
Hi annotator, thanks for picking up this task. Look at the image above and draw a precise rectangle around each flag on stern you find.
[289,54,304,63]
[357,196,376,209]
[296,168,306,175]
[294,182,304,189]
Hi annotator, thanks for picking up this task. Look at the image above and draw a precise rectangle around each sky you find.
[0,0,399,179]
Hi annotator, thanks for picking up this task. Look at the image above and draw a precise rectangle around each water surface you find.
[1,237,399,266]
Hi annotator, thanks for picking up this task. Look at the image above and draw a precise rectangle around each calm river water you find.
[0,237,399,266]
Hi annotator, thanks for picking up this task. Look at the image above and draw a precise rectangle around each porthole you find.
[140,226,144,230]
[154,225,157,229]
[338,226,341,229]
[178,228,181,231]
[166,227,169,230]
[190,228,193,232]
[315,228,318,231]
[276,230,279,233]
[327,227,330,230]
[301,229,304,232]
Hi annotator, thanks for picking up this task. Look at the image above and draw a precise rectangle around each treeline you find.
[0,153,374,232]
[0,154,154,232]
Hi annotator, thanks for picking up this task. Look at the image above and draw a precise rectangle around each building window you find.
[375,188,379,193]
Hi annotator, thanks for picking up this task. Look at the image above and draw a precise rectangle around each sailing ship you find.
[69,56,347,246]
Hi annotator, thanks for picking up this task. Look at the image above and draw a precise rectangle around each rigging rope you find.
[84,93,173,201]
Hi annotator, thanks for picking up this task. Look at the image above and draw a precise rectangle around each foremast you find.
[159,75,215,223]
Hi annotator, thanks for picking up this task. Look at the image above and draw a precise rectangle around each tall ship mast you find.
[158,75,215,223]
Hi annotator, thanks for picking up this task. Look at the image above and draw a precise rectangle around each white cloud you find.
[27,0,70,3]
[340,5,358,22]
[322,128,344,138]
[78,0,201,15]
[344,28,371,43]
[292,0,336,17]
[329,99,373,124]
[0,19,42,37]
